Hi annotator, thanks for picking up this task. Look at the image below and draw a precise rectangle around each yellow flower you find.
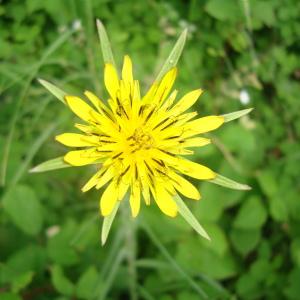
[55,56,224,218]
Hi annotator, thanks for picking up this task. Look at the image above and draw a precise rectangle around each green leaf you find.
[230,228,261,256]
[284,269,300,299]
[205,0,239,21]
[200,223,228,256]
[96,19,116,66]
[222,108,253,123]
[101,202,120,245]
[250,259,272,282]
[270,196,288,222]
[0,293,22,300]
[51,265,75,296]
[6,245,46,277]
[47,221,79,266]
[3,185,43,235]
[256,170,278,198]
[291,238,300,267]
[155,29,187,82]
[76,266,100,299]
[176,236,238,280]
[38,78,67,104]
[173,194,210,240]
[29,156,72,173]
[195,196,224,222]
[236,273,259,298]
[209,173,251,190]
[233,196,267,230]
[11,271,34,293]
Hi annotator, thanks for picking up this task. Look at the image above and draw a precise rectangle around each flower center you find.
[127,127,154,152]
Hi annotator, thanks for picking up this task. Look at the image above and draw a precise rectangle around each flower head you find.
[55,55,224,217]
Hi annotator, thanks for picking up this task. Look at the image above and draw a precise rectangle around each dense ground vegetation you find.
[1,0,300,299]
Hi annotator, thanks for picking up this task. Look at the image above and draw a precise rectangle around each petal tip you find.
[169,211,178,218]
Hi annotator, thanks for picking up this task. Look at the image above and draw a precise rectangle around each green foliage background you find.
[1,0,300,299]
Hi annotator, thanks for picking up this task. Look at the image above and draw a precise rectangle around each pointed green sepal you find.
[155,29,188,82]
[173,194,210,240]
[101,202,120,245]
[96,19,116,66]
[38,78,67,104]
[29,157,71,173]
[222,108,253,123]
[209,173,251,190]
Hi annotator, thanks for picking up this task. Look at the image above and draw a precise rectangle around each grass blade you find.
[1,122,59,204]
[38,79,67,104]
[173,194,210,240]
[1,28,74,186]
[97,248,125,300]
[96,19,116,66]
[70,214,98,246]
[10,123,58,188]
[138,285,156,300]
[101,202,120,245]
[209,173,251,190]
[222,108,253,122]
[142,222,208,299]
[29,156,72,173]
[155,29,187,82]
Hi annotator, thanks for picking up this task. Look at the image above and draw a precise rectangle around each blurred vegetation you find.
[1,0,300,299]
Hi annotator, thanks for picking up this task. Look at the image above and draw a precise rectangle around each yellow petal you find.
[133,80,140,100]
[182,137,211,148]
[100,181,118,216]
[64,149,100,166]
[160,89,178,111]
[154,68,177,105]
[74,123,97,134]
[184,116,224,137]
[81,168,104,192]
[104,63,119,99]
[170,89,203,115]
[130,183,141,217]
[55,133,99,147]
[122,55,133,84]
[142,186,150,205]
[117,182,129,201]
[142,82,158,104]
[168,171,201,200]
[154,149,215,180]
[84,90,107,111]
[176,159,215,180]
[174,112,198,127]
[153,183,177,217]
[136,161,151,205]
[65,95,100,123]
[95,166,114,189]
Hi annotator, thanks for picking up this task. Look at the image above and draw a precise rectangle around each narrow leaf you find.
[30,157,71,173]
[209,173,251,190]
[142,222,209,298]
[38,78,67,104]
[101,202,120,245]
[155,29,188,82]
[222,108,253,123]
[96,19,116,66]
[173,194,210,240]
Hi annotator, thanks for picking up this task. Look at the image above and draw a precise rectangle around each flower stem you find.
[121,201,138,300]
